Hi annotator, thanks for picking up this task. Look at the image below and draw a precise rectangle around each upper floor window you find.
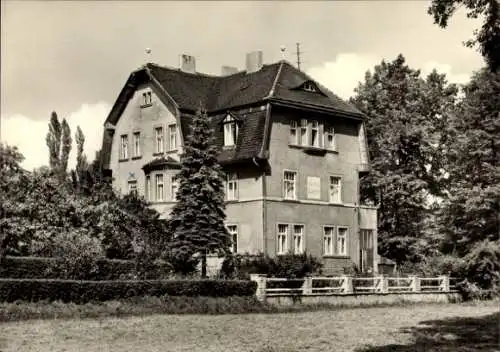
[128,180,137,196]
[170,175,179,201]
[311,120,320,147]
[168,124,177,151]
[155,127,164,154]
[299,119,308,146]
[325,126,336,150]
[283,171,297,200]
[223,114,238,147]
[142,91,152,106]
[133,132,141,158]
[329,176,342,203]
[226,172,238,200]
[289,120,298,145]
[120,134,128,160]
[227,225,238,253]
[277,224,289,255]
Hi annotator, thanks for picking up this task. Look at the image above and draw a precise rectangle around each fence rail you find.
[250,274,458,300]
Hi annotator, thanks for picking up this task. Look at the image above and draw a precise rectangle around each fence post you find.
[376,275,388,293]
[250,274,267,301]
[340,275,353,294]
[439,275,450,292]
[410,275,421,292]
[302,276,313,295]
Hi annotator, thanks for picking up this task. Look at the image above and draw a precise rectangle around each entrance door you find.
[360,229,374,273]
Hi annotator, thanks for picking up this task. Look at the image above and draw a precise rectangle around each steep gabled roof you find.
[102,59,364,168]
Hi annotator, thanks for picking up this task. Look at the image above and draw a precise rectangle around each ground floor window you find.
[277,224,289,255]
[293,225,304,254]
[227,225,238,253]
[323,226,335,255]
[337,227,348,256]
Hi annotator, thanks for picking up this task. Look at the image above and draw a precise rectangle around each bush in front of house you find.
[220,252,323,280]
[0,256,141,280]
[0,279,257,303]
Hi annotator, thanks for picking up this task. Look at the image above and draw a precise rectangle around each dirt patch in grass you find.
[1,302,498,352]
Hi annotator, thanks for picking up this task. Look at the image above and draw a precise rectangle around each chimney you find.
[245,50,263,73]
[180,54,196,73]
[221,65,238,76]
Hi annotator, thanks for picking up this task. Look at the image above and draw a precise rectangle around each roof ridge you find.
[265,61,285,99]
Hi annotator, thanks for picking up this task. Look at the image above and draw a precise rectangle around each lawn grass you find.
[0,301,498,352]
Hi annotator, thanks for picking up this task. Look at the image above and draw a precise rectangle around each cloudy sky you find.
[1,1,483,171]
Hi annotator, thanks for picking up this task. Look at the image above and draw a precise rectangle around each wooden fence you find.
[250,274,458,300]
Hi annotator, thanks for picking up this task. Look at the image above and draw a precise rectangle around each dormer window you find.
[302,82,317,92]
[223,114,239,147]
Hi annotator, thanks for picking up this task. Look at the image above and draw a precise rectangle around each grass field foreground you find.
[1,302,498,352]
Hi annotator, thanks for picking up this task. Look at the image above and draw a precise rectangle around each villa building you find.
[100,51,379,275]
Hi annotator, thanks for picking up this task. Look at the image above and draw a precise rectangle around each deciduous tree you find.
[428,0,500,72]
[350,54,459,265]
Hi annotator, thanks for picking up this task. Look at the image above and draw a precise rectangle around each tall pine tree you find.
[167,106,230,277]
[350,54,458,265]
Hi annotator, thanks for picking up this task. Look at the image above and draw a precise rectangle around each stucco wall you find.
[266,108,363,204]
[109,83,181,196]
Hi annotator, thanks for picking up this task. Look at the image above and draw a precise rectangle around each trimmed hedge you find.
[0,279,257,303]
[0,256,138,280]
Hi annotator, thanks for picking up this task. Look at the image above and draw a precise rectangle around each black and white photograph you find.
[1,1,499,351]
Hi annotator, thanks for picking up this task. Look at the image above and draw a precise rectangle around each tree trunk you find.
[201,250,207,278]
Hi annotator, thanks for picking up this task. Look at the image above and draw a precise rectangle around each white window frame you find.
[132,131,141,158]
[226,172,238,201]
[223,115,238,147]
[329,175,342,204]
[145,175,151,201]
[360,229,374,250]
[170,175,179,201]
[289,120,298,145]
[311,120,320,147]
[119,134,128,160]
[155,126,164,154]
[277,224,289,255]
[293,224,304,254]
[303,82,317,92]
[325,126,336,150]
[128,180,137,196]
[299,119,308,146]
[323,226,335,256]
[283,170,297,200]
[227,225,238,253]
[155,174,164,201]
[168,124,177,151]
[336,227,348,256]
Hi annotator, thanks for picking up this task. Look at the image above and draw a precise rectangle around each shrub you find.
[220,252,322,279]
[0,279,257,303]
[0,256,141,280]
[46,231,105,280]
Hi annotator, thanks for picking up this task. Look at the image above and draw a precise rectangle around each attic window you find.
[223,114,239,147]
[142,91,152,107]
[302,82,317,92]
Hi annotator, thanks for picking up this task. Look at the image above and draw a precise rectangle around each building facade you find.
[101,51,379,275]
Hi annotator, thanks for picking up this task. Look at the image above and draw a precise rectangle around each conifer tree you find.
[167,106,230,277]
